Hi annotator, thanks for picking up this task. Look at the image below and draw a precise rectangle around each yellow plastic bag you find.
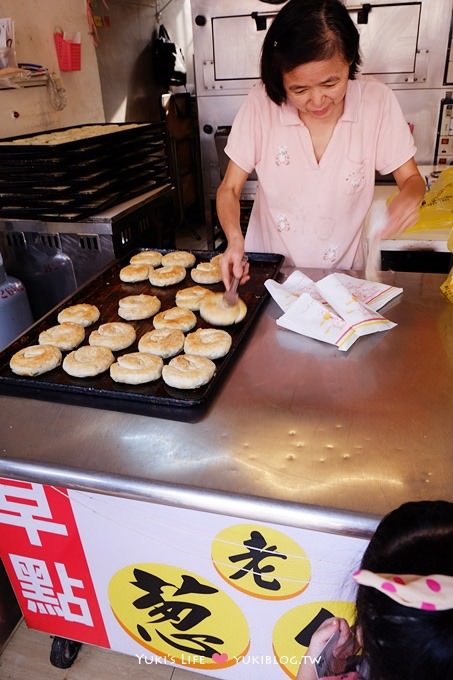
[403,168,453,233]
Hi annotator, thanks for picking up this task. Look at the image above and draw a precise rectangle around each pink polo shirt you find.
[224,77,416,269]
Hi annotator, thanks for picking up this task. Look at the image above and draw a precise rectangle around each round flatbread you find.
[88,322,136,351]
[162,354,216,389]
[63,346,114,378]
[129,250,162,267]
[161,250,196,268]
[175,285,216,311]
[153,307,197,332]
[119,264,149,282]
[190,261,222,284]
[162,250,197,269]
[10,345,62,377]
[118,294,161,320]
[138,328,185,359]
[110,352,163,384]
[200,293,247,326]
[57,303,100,327]
[38,322,85,351]
[184,328,232,359]
[149,265,187,287]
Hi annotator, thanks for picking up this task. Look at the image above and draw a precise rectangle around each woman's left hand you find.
[379,159,426,238]
[379,192,421,238]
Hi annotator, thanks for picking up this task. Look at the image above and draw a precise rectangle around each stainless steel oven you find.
[191,0,453,247]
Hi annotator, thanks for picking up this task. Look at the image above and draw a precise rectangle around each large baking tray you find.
[0,250,284,421]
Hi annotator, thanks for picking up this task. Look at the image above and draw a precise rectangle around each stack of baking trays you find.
[0,122,172,221]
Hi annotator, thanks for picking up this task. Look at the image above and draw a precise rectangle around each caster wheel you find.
[49,636,82,669]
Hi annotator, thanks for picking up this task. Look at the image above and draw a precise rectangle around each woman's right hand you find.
[216,160,251,290]
[220,239,250,291]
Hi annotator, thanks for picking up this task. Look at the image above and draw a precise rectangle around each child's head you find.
[355,500,453,680]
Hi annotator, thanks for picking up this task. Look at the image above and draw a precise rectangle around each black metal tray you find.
[0,122,171,221]
[0,122,164,159]
[0,250,284,421]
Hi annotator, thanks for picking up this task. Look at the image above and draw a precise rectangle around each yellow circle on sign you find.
[212,523,310,599]
[108,563,250,669]
[272,600,357,679]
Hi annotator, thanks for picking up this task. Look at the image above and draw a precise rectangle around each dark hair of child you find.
[260,0,362,106]
[355,500,453,680]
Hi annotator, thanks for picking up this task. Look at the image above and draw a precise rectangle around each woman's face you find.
[283,53,350,123]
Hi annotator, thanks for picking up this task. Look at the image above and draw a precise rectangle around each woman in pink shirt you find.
[216,0,425,288]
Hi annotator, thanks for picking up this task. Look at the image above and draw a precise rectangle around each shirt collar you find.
[279,79,361,126]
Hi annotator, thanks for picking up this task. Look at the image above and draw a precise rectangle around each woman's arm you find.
[216,160,251,289]
[380,158,426,238]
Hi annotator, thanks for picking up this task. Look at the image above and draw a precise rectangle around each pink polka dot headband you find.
[353,569,453,611]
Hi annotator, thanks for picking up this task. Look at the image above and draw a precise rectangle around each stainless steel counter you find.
[1,269,451,538]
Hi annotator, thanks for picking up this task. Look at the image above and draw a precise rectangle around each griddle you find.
[0,250,284,421]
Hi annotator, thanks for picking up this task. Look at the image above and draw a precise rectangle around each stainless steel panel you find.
[0,269,451,527]
[211,12,276,82]
[192,0,453,92]
[393,88,446,164]
[350,4,421,78]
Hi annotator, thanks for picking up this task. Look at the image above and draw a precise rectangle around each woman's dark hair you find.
[356,501,453,680]
[261,0,361,105]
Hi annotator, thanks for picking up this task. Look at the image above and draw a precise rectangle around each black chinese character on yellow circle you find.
[109,563,249,669]
[212,523,310,599]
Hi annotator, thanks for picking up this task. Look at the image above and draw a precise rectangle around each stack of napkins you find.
[265,272,403,351]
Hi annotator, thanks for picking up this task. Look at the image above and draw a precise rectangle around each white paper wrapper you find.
[277,293,359,351]
[316,274,396,339]
[266,271,401,351]
[265,272,402,312]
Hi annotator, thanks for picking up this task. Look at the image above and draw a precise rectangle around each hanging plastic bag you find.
[441,266,453,304]
[402,167,453,233]
[152,24,186,89]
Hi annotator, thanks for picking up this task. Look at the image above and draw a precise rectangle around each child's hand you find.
[297,617,354,680]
